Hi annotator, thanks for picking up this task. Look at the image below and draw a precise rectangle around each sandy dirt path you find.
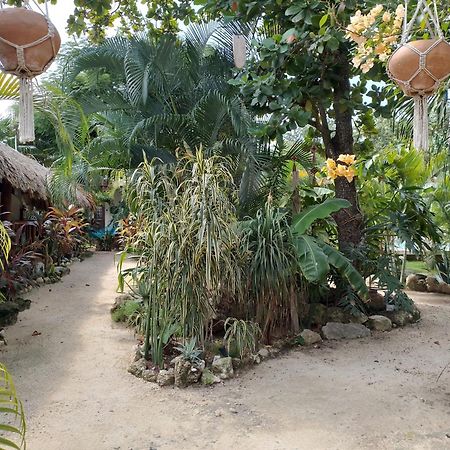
[1,252,450,450]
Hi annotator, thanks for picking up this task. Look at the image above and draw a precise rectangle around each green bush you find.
[111,300,142,324]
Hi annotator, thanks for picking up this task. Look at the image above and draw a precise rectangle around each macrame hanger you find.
[0,0,54,143]
[398,0,442,150]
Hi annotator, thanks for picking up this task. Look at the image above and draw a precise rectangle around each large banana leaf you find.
[0,364,26,449]
[320,243,368,299]
[0,73,19,100]
[292,198,351,235]
[294,235,329,282]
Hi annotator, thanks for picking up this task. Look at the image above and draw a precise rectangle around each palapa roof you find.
[0,143,93,208]
[0,142,49,202]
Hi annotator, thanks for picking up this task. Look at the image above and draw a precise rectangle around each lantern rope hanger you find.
[387,0,450,150]
[0,0,60,143]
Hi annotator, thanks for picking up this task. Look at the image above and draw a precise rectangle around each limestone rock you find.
[322,322,371,340]
[258,347,270,359]
[174,358,203,387]
[54,266,70,277]
[128,358,147,377]
[366,290,386,312]
[142,369,158,382]
[439,283,450,295]
[111,293,134,313]
[308,303,328,326]
[157,369,175,386]
[299,329,322,346]
[36,277,44,284]
[426,276,441,293]
[405,274,427,292]
[252,354,262,365]
[327,307,347,323]
[201,368,221,385]
[34,261,45,278]
[382,310,414,327]
[211,356,234,380]
[367,315,392,332]
[349,313,369,324]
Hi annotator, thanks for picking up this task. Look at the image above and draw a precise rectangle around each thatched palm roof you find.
[0,143,93,208]
[0,142,49,202]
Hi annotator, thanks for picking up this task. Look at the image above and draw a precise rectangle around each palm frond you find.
[0,73,19,100]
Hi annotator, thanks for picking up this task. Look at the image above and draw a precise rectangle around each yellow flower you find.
[337,154,356,165]
[375,43,387,55]
[352,55,363,68]
[382,11,391,22]
[298,169,308,178]
[383,35,398,45]
[326,158,337,170]
[395,4,405,19]
[360,59,374,73]
[370,4,383,17]
[327,168,337,180]
[344,166,357,183]
[335,164,348,178]
[379,52,390,62]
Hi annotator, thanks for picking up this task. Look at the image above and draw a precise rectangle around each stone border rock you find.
[126,301,421,388]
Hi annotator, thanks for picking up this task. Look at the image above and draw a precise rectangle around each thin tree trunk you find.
[289,283,300,334]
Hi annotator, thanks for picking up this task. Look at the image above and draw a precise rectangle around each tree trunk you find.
[325,53,363,254]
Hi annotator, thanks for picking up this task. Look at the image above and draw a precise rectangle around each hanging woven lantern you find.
[0,5,61,143]
[233,35,246,69]
[387,0,450,150]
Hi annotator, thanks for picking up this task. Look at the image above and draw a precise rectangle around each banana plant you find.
[292,198,368,299]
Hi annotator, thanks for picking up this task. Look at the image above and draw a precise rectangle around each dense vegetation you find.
[1,0,450,370]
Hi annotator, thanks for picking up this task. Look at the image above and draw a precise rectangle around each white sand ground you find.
[1,252,450,450]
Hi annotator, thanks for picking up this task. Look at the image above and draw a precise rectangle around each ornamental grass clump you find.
[125,150,244,363]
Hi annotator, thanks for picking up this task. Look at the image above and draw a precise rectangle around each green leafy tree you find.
[6,0,196,41]
[199,0,400,253]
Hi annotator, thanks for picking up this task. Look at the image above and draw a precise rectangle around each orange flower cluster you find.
[324,154,357,183]
[346,4,405,73]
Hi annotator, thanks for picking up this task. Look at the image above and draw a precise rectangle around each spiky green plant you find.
[174,338,203,364]
[0,364,26,449]
[241,201,297,341]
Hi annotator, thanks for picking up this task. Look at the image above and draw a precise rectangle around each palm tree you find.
[64,24,251,165]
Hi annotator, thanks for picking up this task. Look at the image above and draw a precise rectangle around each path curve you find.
[2,252,450,450]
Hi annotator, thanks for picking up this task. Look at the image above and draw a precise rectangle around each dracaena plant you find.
[45,205,89,263]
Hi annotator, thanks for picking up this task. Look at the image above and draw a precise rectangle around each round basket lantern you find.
[0,6,61,143]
